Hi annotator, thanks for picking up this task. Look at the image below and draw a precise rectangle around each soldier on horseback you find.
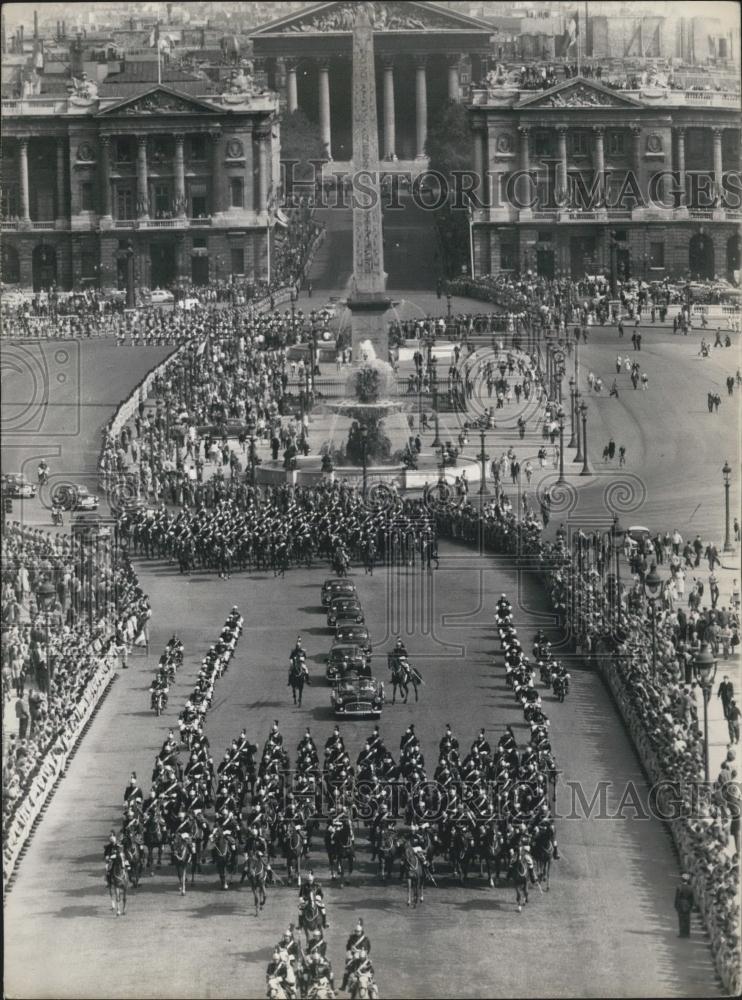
[340,919,372,992]
[299,872,328,929]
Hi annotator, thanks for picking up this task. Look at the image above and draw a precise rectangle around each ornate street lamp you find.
[644,562,663,677]
[693,643,718,783]
[579,401,591,476]
[360,423,368,500]
[478,429,490,496]
[568,376,577,449]
[557,412,565,485]
[722,460,733,552]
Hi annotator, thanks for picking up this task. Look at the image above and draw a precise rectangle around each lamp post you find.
[568,377,577,448]
[557,412,565,485]
[579,401,591,475]
[644,562,663,678]
[722,460,733,552]
[248,434,257,485]
[360,423,368,500]
[431,375,441,447]
[478,429,490,496]
[693,643,718,783]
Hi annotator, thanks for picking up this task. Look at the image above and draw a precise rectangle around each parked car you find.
[334,623,372,652]
[331,669,384,718]
[321,578,357,606]
[1,474,37,499]
[325,643,370,682]
[327,597,365,628]
[148,288,174,305]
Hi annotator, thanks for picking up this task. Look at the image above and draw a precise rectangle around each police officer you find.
[340,919,372,991]
[674,873,694,937]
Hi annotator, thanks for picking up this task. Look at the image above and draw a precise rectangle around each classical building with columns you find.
[250,0,493,166]
[468,78,741,281]
[1,84,280,291]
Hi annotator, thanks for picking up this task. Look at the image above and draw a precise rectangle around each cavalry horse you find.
[476,822,505,888]
[281,821,305,884]
[376,825,397,882]
[241,851,268,916]
[143,805,167,874]
[532,826,555,890]
[210,828,236,890]
[171,831,194,896]
[122,831,144,889]
[325,817,354,885]
[388,653,421,705]
[289,654,309,707]
[450,827,477,884]
[507,844,534,912]
[399,841,429,908]
[106,850,129,917]
[298,894,324,943]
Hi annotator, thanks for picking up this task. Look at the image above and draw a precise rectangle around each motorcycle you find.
[51,507,63,526]
[150,686,168,716]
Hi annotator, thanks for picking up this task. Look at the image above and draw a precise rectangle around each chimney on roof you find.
[19,24,24,46]
[200,27,205,48]
[34,10,38,39]
[62,20,66,39]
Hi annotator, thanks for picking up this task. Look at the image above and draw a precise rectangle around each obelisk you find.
[347,1,391,363]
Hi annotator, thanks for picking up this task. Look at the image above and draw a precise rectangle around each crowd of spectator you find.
[2,522,151,887]
[540,528,740,994]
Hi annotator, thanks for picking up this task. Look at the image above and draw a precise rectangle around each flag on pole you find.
[563,10,579,53]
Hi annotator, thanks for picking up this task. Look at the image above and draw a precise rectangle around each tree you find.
[281,109,324,195]
[426,101,472,278]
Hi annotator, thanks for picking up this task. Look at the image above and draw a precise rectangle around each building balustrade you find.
[469,87,741,109]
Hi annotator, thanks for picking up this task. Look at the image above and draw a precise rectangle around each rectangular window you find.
[81,181,95,212]
[534,132,552,157]
[193,236,207,249]
[537,231,553,242]
[649,242,664,268]
[231,247,245,275]
[153,184,171,217]
[80,251,97,279]
[230,178,244,209]
[116,188,135,220]
[608,131,625,156]
[1,184,19,219]
[500,243,516,271]
[190,135,207,160]
[570,132,588,156]
[116,138,133,162]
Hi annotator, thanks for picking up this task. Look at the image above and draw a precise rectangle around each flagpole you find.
[157,21,161,86]
[577,9,582,77]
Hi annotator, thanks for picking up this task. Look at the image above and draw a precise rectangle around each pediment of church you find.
[517,79,643,110]
[251,1,493,35]
[97,86,221,117]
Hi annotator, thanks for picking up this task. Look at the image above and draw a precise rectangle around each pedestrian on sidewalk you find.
[718,675,735,717]
[15,695,29,739]
[674,874,694,938]
[728,700,741,745]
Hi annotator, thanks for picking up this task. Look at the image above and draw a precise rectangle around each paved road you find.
[3,548,721,999]
[1,339,173,518]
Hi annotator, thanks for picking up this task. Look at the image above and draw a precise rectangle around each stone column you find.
[518,125,532,214]
[174,134,186,217]
[55,137,67,221]
[593,126,605,206]
[675,127,686,207]
[257,128,270,213]
[210,131,223,214]
[414,56,428,159]
[286,60,298,114]
[136,135,149,219]
[318,60,332,160]
[19,138,30,222]
[631,126,643,205]
[472,125,485,201]
[557,126,568,198]
[99,135,112,218]
[486,127,499,209]
[382,57,396,160]
[713,127,724,194]
[447,55,460,102]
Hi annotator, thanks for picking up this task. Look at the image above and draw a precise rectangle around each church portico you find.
[250,1,492,165]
